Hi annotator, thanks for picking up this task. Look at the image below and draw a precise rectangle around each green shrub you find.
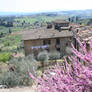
[65,47,72,55]
[49,51,60,60]
[0,52,12,62]
[0,55,37,87]
[37,51,49,62]
[0,71,20,87]
[37,51,49,73]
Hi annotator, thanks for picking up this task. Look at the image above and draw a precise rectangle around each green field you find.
[15,15,68,24]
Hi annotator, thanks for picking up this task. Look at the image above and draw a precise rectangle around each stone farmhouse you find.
[22,20,73,57]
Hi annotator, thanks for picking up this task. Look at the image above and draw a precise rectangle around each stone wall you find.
[24,37,73,57]
[60,37,73,57]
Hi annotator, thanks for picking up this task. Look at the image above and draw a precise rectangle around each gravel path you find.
[0,86,36,92]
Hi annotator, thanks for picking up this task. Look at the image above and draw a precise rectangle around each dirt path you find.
[0,86,36,92]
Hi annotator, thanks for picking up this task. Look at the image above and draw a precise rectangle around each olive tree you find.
[49,51,60,63]
[37,51,49,73]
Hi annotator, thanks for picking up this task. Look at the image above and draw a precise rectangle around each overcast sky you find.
[0,0,92,12]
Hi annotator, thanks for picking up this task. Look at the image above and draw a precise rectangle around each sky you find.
[0,0,92,12]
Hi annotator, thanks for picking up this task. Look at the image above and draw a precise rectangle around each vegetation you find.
[0,52,12,62]
[0,12,92,90]
[15,15,68,25]
[0,55,37,87]
[37,51,49,73]
[49,51,60,61]
[30,38,92,92]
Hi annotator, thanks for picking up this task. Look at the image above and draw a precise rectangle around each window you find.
[57,48,60,52]
[48,40,51,45]
[43,40,51,45]
[66,43,68,46]
[63,24,65,27]
[56,38,60,52]
[56,38,60,45]
[43,40,46,45]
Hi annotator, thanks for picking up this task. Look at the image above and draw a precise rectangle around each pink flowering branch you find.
[29,38,92,92]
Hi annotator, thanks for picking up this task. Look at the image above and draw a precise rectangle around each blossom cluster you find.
[30,39,92,92]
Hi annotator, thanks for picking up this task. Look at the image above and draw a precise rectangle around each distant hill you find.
[0,9,92,17]
[58,9,92,18]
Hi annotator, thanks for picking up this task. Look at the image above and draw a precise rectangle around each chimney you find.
[47,22,52,29]
[69,26,72,31]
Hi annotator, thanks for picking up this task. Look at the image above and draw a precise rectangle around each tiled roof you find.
[22,28,73,41]
[77,29,92,43]
[52,20,69,24]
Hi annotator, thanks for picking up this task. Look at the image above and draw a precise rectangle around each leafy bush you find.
[30,38,92,92]
[0,71,20,87]
[0,55,37,87]
[37,51,49,73]
[0,52,12,62]
[37,51,49,62]
[65,46,72,55]
[49,51,60,60]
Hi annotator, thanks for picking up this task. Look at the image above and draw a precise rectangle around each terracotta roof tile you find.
[22,28,73,40]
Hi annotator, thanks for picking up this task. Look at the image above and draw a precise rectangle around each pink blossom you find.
[30,39,92,92]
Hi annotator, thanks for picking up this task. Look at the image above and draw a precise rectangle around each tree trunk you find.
[41,61,44,73]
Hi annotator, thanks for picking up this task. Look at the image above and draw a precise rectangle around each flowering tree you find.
[29,38,92,92]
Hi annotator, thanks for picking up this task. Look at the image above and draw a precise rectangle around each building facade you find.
[22,20,73,57]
